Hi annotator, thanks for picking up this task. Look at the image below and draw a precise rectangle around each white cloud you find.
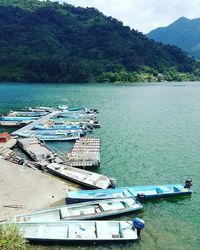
[56,0,200,33]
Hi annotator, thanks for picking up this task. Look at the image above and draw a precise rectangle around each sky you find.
[56,0,200,33]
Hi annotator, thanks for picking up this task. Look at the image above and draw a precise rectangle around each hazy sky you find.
[57,0,200,33]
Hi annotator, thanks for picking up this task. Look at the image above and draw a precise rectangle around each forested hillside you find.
[148,17,200,59]
[0,0,200,83]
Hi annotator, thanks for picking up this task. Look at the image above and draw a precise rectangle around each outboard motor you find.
[109,178,117,189]
[137,193,146,203]
[184,178,192,189]
[133,218,145,238]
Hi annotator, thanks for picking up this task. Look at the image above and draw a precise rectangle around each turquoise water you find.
[0,82,200,250]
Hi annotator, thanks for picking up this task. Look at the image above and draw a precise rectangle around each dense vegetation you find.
[0,0,200,83]
[0,224,29,250]
[148,17,200,59]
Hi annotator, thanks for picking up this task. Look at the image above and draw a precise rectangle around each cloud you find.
[57,0,200,33]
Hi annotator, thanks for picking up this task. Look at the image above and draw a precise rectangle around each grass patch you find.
[0,224,30,250]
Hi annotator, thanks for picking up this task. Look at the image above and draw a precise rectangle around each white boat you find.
[12,198,143,222]
[46,163,111,189]
[6,219,145,242]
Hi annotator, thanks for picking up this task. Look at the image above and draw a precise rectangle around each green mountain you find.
[0,0,200,83]
[148,17,200,59]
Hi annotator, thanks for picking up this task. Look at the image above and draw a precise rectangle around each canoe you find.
[4,219,145,242]
[46,163,111,189]
[12,197,143,223]
[66,179,193,203]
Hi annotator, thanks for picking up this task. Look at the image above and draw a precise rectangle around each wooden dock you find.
[67,138,101,168]
[12,111,60,136]
[17,137,64,167]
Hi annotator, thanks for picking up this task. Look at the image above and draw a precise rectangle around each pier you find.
[67,137,101,168]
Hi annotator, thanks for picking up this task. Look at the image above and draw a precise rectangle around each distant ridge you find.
[148,17,200,59]
[0,0,200,83]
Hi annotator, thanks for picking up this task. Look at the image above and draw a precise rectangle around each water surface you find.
[0,82,199,250]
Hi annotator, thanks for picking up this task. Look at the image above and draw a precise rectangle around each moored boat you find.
[46,163,112,189]
[16,131,80,141]
[0,116,38,122]
[3,218,145,242]
[12,197,143,222]
[66,179,193,203]
[8,111,49,117]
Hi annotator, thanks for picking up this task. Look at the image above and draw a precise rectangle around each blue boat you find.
[17,131,81,141]
[67,107,85,112]
[34,123,82,131]
[66,179,193,203]
[0,116,38,122]
[34,129,86,136]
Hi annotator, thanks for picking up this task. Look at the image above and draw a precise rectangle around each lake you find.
[0,82,199,250]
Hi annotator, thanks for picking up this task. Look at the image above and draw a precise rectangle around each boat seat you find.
[99,202,125,211]
[173,186,180,192]
[156,186,170,194]
[68,224,96,239]
[60,208,69,219]
[120,222,137,239]
[96,222,112,239]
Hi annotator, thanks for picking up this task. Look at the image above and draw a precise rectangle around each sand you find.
[0,159,80,221]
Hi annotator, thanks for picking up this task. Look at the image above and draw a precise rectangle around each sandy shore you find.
[0,159,80,221]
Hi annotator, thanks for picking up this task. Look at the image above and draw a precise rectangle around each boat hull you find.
[12,198,143,222]
[4,220,140,242]
[66,184,192,203]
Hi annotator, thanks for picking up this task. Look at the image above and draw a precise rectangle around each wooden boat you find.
[46,163,111,189]
[5,219,145,241]
[12,198,143,223]
[66,179,193,203]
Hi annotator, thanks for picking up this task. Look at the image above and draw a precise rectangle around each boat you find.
[34,123,85,131]
[58,105,69,110]
[12,197,143,223]
[16,131,80,141]
[67,107,85,112]
[4,218,145,242]
[0,116,38,122]
[66,179,193,203]
[8,111,48,117]
[17,137,63,166]
[21,107,54,112]
[46,163,112,189]
[32,128,86,136]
